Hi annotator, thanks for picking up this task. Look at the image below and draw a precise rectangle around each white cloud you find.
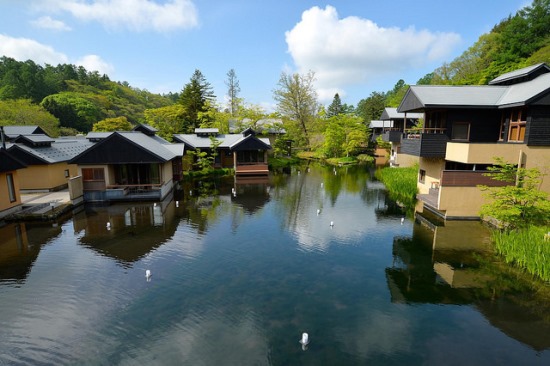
[285,6,461,102]
[30,16,72,31]
[0,34,69,64]
[75,54,115,75]
[0,34,114,75]
[40,0,198,33]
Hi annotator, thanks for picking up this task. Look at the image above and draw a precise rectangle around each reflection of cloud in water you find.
[336,308,412,360]
[118,311,269,366]
[291,192,378,252]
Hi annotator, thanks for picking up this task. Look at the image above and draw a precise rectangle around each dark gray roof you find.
[7,138,95,164]
[380,107,423,120]
[111,132,184,160]
[14,134,55,144]
[174,133,271,150]
[2,125,47,139]
[369,120,394,128]
[399,71,550,112]
[489,63,550,85]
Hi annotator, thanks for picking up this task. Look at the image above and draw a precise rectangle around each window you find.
[64,169,70,178]
[82,168,105,181]
[6,173,16,203]
[506,108,526,142]
[451,122,470,141]
[419,169,426,183]
[499,114,506,141]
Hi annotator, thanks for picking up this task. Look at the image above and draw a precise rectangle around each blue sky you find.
[0,0,528,111]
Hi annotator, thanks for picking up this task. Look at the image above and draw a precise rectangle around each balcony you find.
[401,129,448,158]
[440,170,511,187]
[445,142,524,164]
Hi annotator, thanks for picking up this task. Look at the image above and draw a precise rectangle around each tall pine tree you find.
[179,69,216,133]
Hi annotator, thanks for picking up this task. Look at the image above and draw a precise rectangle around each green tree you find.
[41,92,101,132]
[323,114,368,158]
[0,99,60,136]
[225,69,240,117]
[356,91,386,124]
[479,157,550,229]
[179,69,216,133]
[273,71,318,147]
[92,116,133,132]
[327,93,343,117]
[144,104,186,141]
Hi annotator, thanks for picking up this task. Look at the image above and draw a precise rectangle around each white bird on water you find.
[317,209,321,215]
[146,269,152,281]
[299,332,309,350]
[330,221,334,227]
[401,217,405,225]
[106,222,111,230]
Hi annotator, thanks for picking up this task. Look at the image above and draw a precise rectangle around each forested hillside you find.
[0,57,173,135]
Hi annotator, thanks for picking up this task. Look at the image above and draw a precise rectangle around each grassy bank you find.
[375,165,418,208]
[297,152,374,166]
[492,226,550,282]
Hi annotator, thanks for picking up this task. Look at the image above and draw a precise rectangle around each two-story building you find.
[379,107,423,166]
[397,63,550,219]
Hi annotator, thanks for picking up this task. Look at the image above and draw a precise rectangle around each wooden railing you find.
[440,171,512,187]
[404,128,446,139]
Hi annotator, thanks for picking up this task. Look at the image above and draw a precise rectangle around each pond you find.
[1,164,549,365]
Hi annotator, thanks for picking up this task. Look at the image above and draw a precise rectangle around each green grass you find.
[492,226,550,282]
[375,166,418,207]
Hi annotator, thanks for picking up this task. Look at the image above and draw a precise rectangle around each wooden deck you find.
[235,164,269,176]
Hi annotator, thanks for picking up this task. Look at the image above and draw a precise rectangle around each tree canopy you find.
[179,69,216,133]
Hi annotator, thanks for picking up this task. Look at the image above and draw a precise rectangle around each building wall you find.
[438,186,487,218]
[445,143,550,193]
[17,163,77,191]
[395,153,419,168]
[417,158,445,194]
[0,171,22,216]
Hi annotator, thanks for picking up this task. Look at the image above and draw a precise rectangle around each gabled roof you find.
[380,107,423,120]
[489,63,550,85]
[133,123,158,136]
[7,138,94,165]
[173,132,271,151]
[71,132,184,164]
[399,64,550,112]
[2,125,48,139]
[229,134,271,151]
[0,148,26,173]
[13,134,55,146]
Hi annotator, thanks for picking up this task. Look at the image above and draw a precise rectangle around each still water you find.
[0,164,549,365]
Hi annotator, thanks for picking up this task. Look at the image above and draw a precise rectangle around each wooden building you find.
[173,128,271,176]
[397,63,550,219]
[70,131,184,202]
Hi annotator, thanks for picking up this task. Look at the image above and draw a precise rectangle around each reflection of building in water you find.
[73,199,179,266]
[386,221,550,351]
[231,175,272,215]
[0,222,62,282]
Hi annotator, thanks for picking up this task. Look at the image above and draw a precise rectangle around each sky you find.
[0,0,529,111]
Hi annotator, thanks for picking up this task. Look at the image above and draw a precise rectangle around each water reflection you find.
[0,222,62,285]
[73,200,180,266]
[0,164,548,365]
[387,221,550,351]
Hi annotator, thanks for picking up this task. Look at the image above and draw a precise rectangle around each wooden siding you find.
[382,130,402,143]
[401,133,448,157]
[526,106,550,146]
[440,170,511,187]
